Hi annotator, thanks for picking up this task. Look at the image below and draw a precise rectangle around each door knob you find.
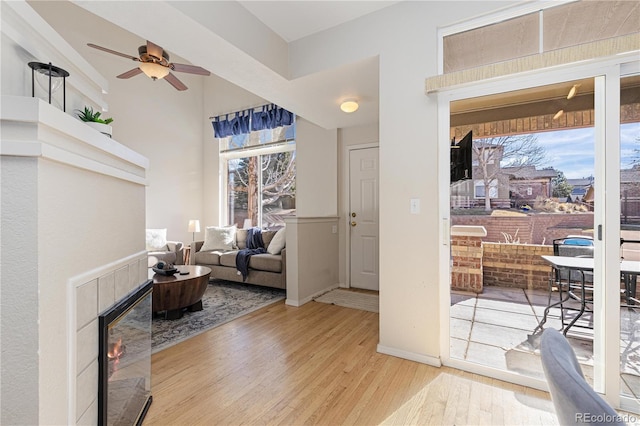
[351,221,357,227]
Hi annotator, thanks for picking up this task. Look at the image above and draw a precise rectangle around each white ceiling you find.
[28,0,396,129]
[238,1,399,42]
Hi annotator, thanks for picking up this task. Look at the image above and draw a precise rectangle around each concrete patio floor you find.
[450,285,640,398]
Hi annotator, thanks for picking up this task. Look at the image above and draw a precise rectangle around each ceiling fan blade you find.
[146,40,164,61]
[164,73,188,91]
[171,63,211,76]
[87,43,139,61]
[117,68,143,79]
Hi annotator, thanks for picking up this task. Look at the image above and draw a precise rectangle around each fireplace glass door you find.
[99,281,153,426]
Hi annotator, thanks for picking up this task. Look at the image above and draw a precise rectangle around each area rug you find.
[314,288,379,313]
[152,280,285,353]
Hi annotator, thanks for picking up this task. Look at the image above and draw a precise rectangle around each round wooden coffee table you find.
[149,265,211,319]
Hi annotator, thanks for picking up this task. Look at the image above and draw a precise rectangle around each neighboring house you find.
[452,148,556,209]
[504,166,557,207]
[621,164,640,222]
[567,176,595,202]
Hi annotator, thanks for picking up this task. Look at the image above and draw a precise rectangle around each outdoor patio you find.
[450,285,640,398]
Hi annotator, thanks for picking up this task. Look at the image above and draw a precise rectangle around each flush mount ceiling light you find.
[340,99,359,113]
[553,109,564,120]
[567,84,581,100]
[138,61,170,80]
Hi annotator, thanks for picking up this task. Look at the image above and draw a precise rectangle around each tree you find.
[629,136,640,168]
[473,134,547,211]
[230,151,296,226]
[551,170,573,198]
[261,151,296,207]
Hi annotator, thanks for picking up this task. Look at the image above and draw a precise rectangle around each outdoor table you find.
[530,255,640,337]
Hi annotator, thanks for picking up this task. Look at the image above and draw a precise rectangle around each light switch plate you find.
[410,198,420,214]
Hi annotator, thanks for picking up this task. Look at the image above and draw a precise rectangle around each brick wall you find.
[451,235,483,293]
[482,242,553,290]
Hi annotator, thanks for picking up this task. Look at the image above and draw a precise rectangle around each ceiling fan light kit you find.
[87,40,210,91]
[138,62,170,80]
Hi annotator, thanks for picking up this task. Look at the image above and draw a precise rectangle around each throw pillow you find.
[146,228,167,251]
[200,226,237,251]
[267,227,286,255]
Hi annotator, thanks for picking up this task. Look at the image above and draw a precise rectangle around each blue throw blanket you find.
[236,227,266,281]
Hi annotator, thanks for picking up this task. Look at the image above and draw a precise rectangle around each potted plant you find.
[75,106,113,138]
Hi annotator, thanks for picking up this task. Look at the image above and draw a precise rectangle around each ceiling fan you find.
[87,40,210,91]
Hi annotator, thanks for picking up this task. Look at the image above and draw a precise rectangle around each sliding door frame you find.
[437,52,638,407]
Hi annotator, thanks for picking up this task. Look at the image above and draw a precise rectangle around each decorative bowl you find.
[152,266,178,276]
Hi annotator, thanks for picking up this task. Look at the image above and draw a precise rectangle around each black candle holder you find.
[28,62,70,112]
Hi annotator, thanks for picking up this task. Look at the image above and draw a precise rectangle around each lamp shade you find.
[188,219,200,233]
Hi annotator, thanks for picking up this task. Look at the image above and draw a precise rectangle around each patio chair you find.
[552,237,594,333]
[540,328,625,426]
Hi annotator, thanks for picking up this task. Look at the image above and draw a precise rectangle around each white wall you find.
[284,217,339,306]
[290,1,518,361]
[22,0,206,246]
[296,118,338,217]
[105,73,204,245]
[0,1,108,117]
[169,0,289,78]
[14,0,526,369]
[1,155,40,425]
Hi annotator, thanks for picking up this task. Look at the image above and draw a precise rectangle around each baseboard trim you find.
[285,284,340,307]
[377,344,442,367]
[285,298,302,307]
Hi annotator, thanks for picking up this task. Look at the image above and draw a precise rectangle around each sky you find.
[527,122,639,179]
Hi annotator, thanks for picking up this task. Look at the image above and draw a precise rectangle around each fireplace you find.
[99,280,153,426]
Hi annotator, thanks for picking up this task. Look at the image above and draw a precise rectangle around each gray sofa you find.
[190,229,286,289]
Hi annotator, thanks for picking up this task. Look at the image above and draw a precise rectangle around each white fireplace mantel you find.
[1,95,149,425]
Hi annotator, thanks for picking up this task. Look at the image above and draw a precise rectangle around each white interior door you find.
[349,147,379,290]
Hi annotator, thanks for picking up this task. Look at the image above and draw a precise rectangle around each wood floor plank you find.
[144,300,559,425]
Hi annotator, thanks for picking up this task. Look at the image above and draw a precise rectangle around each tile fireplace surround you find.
[1,96,149,425]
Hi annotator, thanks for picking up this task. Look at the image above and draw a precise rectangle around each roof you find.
[567,178,594,187]
[620,165,640,183]
[502,166,557,179]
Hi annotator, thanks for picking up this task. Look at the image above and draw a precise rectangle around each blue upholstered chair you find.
[540,328,626,425]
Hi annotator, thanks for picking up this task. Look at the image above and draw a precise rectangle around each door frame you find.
[436,53,638,407]
[342,142,379,288]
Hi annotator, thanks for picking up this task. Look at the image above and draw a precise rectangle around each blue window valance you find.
[211,104,294,138]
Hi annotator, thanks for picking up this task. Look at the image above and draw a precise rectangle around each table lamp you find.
[188,219,200,244]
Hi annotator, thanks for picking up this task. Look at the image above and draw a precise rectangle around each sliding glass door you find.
[619,69,640,412]
[439,58,639,410]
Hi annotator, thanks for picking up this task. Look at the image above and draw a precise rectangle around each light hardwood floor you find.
[145,300,558,425]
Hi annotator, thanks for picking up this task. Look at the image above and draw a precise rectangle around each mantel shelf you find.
[1,96,148,185]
